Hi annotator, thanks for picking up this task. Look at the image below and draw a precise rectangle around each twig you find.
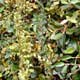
[62,24,67,34]
[60,19,68,34]
[65,63,80,67]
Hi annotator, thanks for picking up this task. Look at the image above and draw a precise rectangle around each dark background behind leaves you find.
[0,0,80,80]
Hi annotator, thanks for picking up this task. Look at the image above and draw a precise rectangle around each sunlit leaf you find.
[61,65,68,74]
[63,47,75,54]
[61,0,68,4]
[66,16,77,23]
[53,62,64,67]
[0,6,4,12]
[50,33,63,40]
[70,0,80,4]
[61,55,72,61]
[0,73,2,78]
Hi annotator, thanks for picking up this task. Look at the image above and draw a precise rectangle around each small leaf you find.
[68,40,78,51]
[72,74,80,80]
[5,49,12,58]
[61,65,68,74]
[71,65,78,72]
[61,55,72,61]
[61,0,68,4]
[7,27,14,32]
[39,74,45,80]
[54,62,64,67]
[50,33,63,40]
[63,47,75,54]
[0,73,2,78]
[57,34,66,48]
[0,7,4,12]
[53,20,62,27]
[70,0,80,4]
[11,64,19,71]
[31,72,37,78]
[66,28,75,35]
[53,70,58,75]
[75,3,80,9]
[66,16,77,23]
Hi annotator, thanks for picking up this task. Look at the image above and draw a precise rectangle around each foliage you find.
[0,0,80,80]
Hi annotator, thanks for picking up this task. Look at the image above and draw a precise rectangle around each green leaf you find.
[7,26,14,32]
[61,65,68,74]
[31,72,37,78]
[39,74,45,80]
[71,65,78,72]
[11,64,19,71]
[5,49,12,58]
[57,34,66,48]
[0,73,2,78]
[50,33,63,40]
[66,16,77,23]
[61,0,68,4]
[0,7,4,12]
[66,28,75,35]
[63,47,75,54]
[53,70,58,75]
[6,18,14,32]
[75,3,80,9]
[61,55,72,61]
[72,74,80,80]
[68,40,78,51]
[53,62,64,67]
[70,0,80,4]
[53,20,62,27]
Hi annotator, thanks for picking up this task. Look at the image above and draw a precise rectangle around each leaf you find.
[11,64,19,71]
[53,20,62,27]
[31,72,37,78]
[71,65,78,72]
[70,0,80,4]
[63,47,75,54]
[53,70,58,75]
[6,18,14,32]
[0,73,2,78]
[50,33,63,40]
[0,7,4,12]
[57,34,66,48]
[5,49,12,58]
[66,16,77,23]
[53,62,64,67]
[66,28,75,35]
[61,0,68,4]
[7,26,14,32]
[61,55,72,61]
[68,40,78,51]
[39,74,45,80]
[75,3,80,9]
[61,65,68,74]
[72,74,80,80]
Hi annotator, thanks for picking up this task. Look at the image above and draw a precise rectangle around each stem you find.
[65,63,80,67]
[62,24,67,34]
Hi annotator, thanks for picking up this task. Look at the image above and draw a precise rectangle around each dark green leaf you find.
[61,55,72,61]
